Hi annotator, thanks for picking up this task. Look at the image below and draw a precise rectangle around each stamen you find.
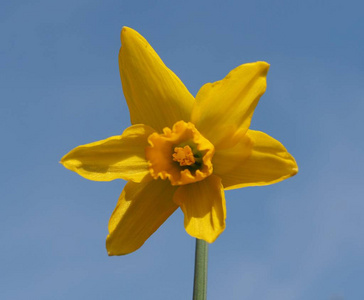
[172,145,195,166]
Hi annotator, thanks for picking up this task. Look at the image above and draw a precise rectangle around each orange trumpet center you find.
[145,121,215,186]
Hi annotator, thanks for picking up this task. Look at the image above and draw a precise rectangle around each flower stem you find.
[193,238,208,300]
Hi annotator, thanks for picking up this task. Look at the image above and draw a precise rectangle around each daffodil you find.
[61,27,298,256]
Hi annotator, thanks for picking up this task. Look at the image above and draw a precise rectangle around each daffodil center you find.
[145,121,215,186]
[172,145,195,166]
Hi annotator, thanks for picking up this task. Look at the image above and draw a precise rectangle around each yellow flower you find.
[61,27,298,256]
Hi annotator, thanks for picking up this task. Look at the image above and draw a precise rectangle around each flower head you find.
[61,27,298,255]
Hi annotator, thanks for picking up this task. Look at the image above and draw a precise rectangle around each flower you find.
[61,27,298,256]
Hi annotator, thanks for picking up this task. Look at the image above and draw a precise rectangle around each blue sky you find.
[1,0,363,299]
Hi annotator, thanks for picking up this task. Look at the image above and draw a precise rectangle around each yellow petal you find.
[212,134,253,176]
[220,130,298,190]
[60,124,155,182]
[106,177,178,255]
[173,175,226,243]
[191,62,269,149]
[119,27,195,132]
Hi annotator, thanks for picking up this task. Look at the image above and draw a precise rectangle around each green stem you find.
[193,238,208,300]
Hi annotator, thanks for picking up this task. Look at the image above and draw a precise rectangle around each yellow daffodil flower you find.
[61,27,298,256]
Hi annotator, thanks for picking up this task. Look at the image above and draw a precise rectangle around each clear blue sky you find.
[1,1,363,299]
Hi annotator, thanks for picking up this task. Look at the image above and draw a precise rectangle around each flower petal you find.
[191,62,269,148]
[119,27,195,132]
[212,134,253,176]
[60,124,155,182]
[106,177,178,255]
[173,175,226,243]
[220,130,298,190]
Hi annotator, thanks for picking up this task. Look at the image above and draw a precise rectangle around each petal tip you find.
[120,26,145,46]
[120,26,137,43]
[187,226,225,244]
[257,61,270,75]
[106,235,130,256]
[292,166,299,176]
[59,158,69,169]
[121,26,132,35]
[289,156,299,176]
[59,154,72,170]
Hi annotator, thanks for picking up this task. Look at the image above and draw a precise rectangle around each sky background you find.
[1,0,364,299]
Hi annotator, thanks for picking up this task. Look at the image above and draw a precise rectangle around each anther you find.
[172,145,195,166]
